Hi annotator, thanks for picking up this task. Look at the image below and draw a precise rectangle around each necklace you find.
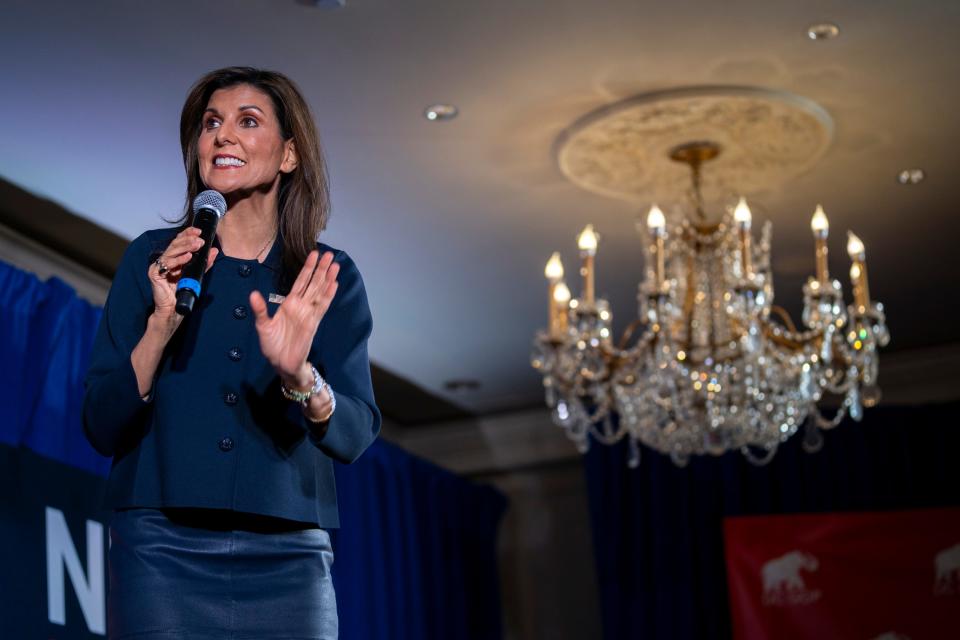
[255,228,278,262]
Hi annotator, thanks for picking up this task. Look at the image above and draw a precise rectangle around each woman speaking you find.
[83,67,380,639]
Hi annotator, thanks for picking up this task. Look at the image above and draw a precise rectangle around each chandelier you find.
[531,141,889,467]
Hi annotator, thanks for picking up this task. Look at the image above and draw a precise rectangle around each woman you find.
[83,67,381,639]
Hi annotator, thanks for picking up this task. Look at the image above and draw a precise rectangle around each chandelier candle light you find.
[647,205,667,289]
[578,224,599,305]
[531,142,890,467]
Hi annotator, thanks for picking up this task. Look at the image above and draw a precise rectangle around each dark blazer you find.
[82,228,381,527]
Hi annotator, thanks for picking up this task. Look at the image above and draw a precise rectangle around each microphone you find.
[175,190,228,315]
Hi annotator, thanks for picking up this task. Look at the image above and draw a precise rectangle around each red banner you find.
[724,508,960,640]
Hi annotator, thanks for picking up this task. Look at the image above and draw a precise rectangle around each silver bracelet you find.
[307,379,336,423]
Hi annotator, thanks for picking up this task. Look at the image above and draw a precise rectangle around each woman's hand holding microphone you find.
[148,227,219,331]
[131,228,219,398]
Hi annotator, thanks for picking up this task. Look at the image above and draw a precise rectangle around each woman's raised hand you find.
[148,227,219,322]
[249,250,339,384]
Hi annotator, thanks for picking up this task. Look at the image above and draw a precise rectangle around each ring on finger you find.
[155,257,169,276]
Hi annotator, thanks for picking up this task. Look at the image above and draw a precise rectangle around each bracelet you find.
[280,364,323,405]
[280,364,336,420]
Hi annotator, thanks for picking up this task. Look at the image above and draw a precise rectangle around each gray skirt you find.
[108,507,337,640]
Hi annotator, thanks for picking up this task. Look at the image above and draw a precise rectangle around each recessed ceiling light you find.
[300,0,345,8]
[807,22,840,40]
[424,104,458,121]
[897,168,925,185]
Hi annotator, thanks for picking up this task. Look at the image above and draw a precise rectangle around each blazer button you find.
[233,305,248,319]
[228,347,242,362]
[238,264,253,277]
[218,437,234,452]
[224,392,239,405]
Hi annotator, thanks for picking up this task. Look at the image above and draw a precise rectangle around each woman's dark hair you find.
[177,66,330,290]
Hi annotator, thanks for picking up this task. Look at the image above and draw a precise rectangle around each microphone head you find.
[192,190,227,218]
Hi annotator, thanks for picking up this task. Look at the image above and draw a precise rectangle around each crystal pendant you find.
[742,445,778,466]
[627,438,641,469]
[820,332,833,363]
[744,321,761,354]
[530,342,546,370]
[861,384,882,408]
[545,386,557,408]
[849,387,863,422]
[552,399,575,428]
[800,366,815,401]
[704,428,728,456]
[670,450,690,467]
[802,422,824,453]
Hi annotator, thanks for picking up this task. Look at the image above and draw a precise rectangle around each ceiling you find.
[2,0,958,418]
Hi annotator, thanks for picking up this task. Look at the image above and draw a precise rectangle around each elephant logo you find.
[934,542,960,596]
[761,550,821,606]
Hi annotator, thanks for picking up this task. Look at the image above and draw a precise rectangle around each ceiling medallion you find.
[532,89,888,467]
[554,86,833,209]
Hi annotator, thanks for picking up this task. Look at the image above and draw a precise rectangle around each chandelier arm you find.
[617,318,648,350]
[769,305,799,333]
[762,325,824,350]
[621,330,656,359]
[819,356,858,394]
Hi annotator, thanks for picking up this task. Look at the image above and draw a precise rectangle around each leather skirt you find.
[107,507,337,639]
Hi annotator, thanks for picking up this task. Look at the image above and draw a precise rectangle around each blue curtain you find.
[332,442,506,640]
[0,258,506,640]
[583,403,960,639]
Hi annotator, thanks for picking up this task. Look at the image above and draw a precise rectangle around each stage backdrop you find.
[0,258,506,640]
[724,508,960,640]
[583,402,960,640]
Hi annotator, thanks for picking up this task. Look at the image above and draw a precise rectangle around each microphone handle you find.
[175,208,221,316]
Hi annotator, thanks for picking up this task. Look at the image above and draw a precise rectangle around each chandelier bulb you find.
[646,204,666,232]
[553,281,571,304]
[734,197,752,228]
[544,252,564,280]
[846,231,866,259]
[811,205,829,236]
[577,224,599,253]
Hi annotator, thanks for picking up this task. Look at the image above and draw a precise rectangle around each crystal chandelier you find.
[531,141,889,467]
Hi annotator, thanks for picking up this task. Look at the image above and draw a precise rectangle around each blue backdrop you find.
[583,402,960,639]
[0,258,506,639]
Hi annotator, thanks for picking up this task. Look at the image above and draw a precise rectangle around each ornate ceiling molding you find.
[554,86,834,214]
